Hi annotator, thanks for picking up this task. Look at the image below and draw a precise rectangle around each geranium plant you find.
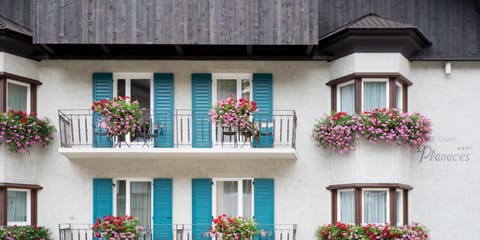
[0,225,50,240]
[209,95,259,139]
[91,96,143,137]
[0,110,56,153]
[312,108,432,153]
[92,215,144,240]
[210,214,258,240]
[316,222,429,240]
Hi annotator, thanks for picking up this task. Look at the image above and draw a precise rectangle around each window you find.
[213,178,253,219]
[113,73,153,145]
[362,79,388,112]
[114,179,152,228]
[338,82,355,115]
[329,184,410,225]
[395,83,403,111]
[338,189,355,223]
[395,189,403,226]
[7,80,30,112]
[7,189,31,226]
[212,74,252,145]
[328,74,411,113]
[0,183,41,226]
[113,73,152,113]
[0,73,41,113]
[362,189,388,224]
[213,74,252,102]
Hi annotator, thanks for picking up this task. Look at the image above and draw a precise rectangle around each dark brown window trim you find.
[328,72,411,114]
[327,183,413,190]
[328,183,412,225]
[403,189,409,225]
[0,72,42,113]
[0,182,43,226]
[326,72,412,87]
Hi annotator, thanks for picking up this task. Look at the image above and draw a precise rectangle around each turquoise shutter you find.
[254,178,275,238]
[92,73,113,148]
[93,178,113,223]
[192,178,212,239]
[192,74,212,148]
[153,73,174,148]
[153,178,173,240]
[252,73,273,148]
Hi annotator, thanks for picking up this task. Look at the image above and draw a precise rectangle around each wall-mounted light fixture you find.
[445,62,451,75]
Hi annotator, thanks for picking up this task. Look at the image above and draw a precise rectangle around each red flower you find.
[21,117,27,123]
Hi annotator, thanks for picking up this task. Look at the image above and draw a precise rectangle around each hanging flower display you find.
[91,96,143,137]
[312,108,432,153]
[209,95,260,139]
[0,110,56,153]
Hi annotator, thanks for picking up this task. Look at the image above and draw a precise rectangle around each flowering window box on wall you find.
[312,109,432,183]
[0,110,55,154]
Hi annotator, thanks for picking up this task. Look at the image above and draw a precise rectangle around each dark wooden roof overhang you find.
[24,44,319,60]
[0,15,45,60]
[318,13,431,61]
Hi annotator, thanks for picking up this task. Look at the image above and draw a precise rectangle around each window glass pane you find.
[117,79,126,97]
[7,82,28,112]
[241,79,251,100]
[217,79,237,100]
[340,83,355,114]
[396,190,403,225]
[363,190,387,224]
[363,82,387,111]
[242,180,253,219]
[395,85,402,110]
[131,79,151,110]
[116,180,126,217]
[216,181,238,217]
[7,191,27,222]
[339,190,355,224]
[130,181,152,228]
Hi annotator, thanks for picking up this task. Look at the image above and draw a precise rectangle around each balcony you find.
[58,109,297,160]
[59,223,297,240]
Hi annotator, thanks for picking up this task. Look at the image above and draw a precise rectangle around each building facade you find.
[0,0,479,239]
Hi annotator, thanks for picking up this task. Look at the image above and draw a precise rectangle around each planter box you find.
[330,139,414,184]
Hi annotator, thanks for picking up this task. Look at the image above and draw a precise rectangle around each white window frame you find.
[212,178,254,219]
[337,80,355,114]
[361,78,390,112]
[395,189,403,226]
[113,72,154,111]
[6,79,31,113]
[7,188,31,226]
[361,188,390,225]
[211,73,253,146]
[112,178,153,229]
[337,188,355,224]
[212,73,253,102]
[112,73,154,145]
[395,82,403,111]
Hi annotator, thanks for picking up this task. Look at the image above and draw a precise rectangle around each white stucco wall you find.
[0,52,39,79]
[0,52,479,239]
[33,59,332,240]
[328,53,411,79]
[408,61,480,239]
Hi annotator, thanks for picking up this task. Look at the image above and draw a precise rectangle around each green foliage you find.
[0,225,50,240]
